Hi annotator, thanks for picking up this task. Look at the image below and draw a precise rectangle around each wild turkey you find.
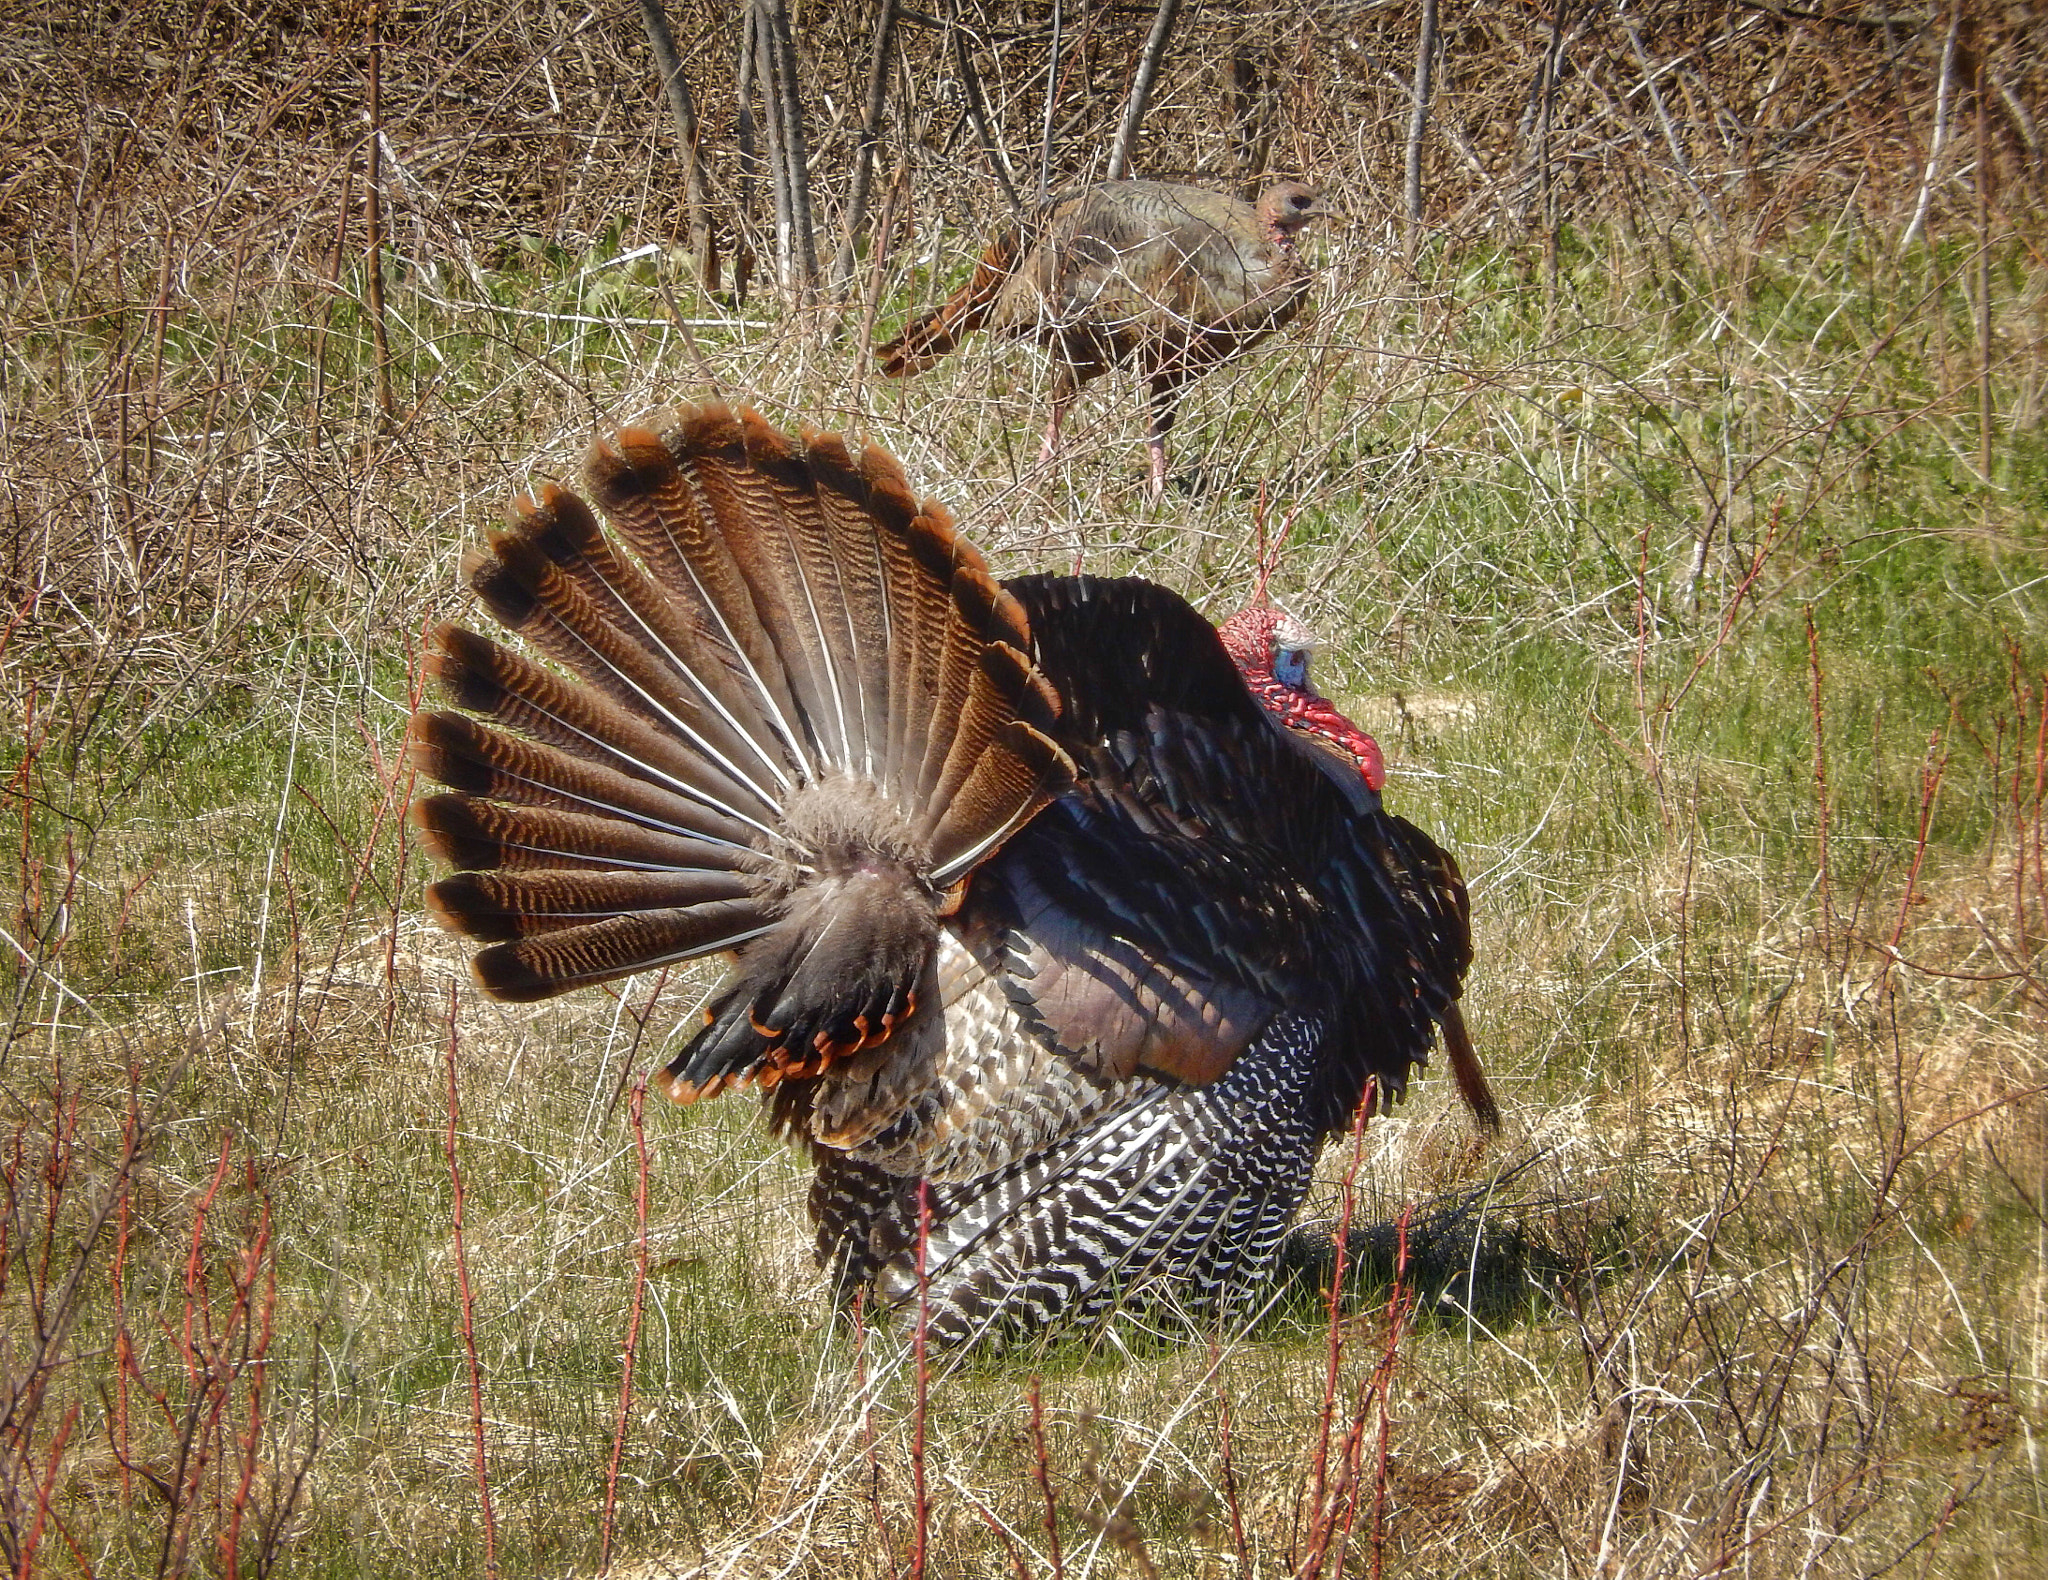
[876,179,1327,498]
[409,402,1494,1348]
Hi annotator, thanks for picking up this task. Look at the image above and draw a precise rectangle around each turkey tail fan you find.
[875,222,1029,378]
[411,401,1073,1096]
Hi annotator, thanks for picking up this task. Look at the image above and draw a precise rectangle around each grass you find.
[7,123,2048,1580]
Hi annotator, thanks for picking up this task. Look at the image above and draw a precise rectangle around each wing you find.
[983,573,1472,1136]
[998,183,1281,331]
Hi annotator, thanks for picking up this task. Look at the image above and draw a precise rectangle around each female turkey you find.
[877,179,1328,498]
[409,403,1493,1348]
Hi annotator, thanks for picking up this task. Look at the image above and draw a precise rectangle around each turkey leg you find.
[1039,401,1066,464]
[1145,369,1186,500]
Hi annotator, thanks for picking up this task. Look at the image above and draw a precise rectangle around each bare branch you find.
[637,0,718,295]
[1108,0,1181,181]
[832,0,900,294]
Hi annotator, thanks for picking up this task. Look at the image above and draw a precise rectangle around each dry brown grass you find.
[5,2,2047,1575]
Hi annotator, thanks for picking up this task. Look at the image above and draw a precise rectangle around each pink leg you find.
[1039,403,1065,464]
[1145,373,1180,502]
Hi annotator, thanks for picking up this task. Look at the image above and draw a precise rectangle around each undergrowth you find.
[5,6,2047,1575]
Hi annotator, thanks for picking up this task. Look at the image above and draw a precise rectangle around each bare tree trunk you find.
[1538,0,1569,313]
[1107,0,1180,181]
[761,0,818,295]
[733,6,760,303]
[1228,39,1271,195]
[1404,0,1439,247]
[365,0,394,425]
[831,0,899,294]
[858,160,911,375]
[637,0,717,295]
[751,5,793,294]
[1901,7,1962,252]
[1037,0,1062,200]
[951,4,1020,212]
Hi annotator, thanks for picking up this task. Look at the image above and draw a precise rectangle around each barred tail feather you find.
[1439,1001,1500,1131]
[412,402,1072,1098]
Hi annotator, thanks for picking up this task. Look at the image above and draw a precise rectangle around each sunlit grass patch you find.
[5,170,2046,1580]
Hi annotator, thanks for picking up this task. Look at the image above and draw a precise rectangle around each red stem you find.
[908,1181,932,1580]
[852,1288,896,1560]
[221,1194,277,1580]
[1027,1377,1065,1580]
[15,1401,79,1580]
[1211,1355,1250,1577]
[1881,722,1952,992]
[1367,1206,1412,1580]
[111,1072,139,1512]
[1296,1083,1374,1579]
[1806,609,1835,970]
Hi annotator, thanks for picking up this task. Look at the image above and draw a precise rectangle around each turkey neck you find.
[1265,215,1314,264]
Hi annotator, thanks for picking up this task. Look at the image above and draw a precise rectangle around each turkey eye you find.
[1274,646,1309,688]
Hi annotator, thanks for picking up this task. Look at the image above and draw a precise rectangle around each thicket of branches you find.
[4,5,2046,1577]
[8,0,2042,292]
[8,0,2038,648]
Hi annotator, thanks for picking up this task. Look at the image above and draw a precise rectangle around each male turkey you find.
[409,402,1493,1348]
[876,179,1327,498]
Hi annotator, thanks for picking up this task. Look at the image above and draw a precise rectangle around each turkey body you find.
[410,403,1490,1349]
[877,180,1326,496]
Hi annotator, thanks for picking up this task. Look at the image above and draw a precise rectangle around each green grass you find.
[5,194,2046,1576]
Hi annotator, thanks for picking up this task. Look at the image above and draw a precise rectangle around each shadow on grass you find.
[1275,1167,1617,1334]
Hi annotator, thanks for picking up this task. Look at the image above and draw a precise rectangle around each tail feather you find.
[584,421,814,778]
[928,725,1065,881]
[407,710,748,847]
[462,535,784,827]
[413,401,1072,1101]
[794,428,894,778]
[786,431,961,798]
[888,509,971,792]
[924,653,1060,875]
[704,408,862,769]
[1439,1001,1500,1132]
[500,484,799,799]
[875,226,1025,378]
[911,540,1034,815]
[426,868,758,940]
[469,904,774,1004]
[412,796,753,882]
[424,625,775,845]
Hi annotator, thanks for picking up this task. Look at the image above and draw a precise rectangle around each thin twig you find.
[363,2,395,425]
[909,1182,933,1580]
[1027,1378,1066,1580]
[599,1078,653,1571]
[444,995,499,1580]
